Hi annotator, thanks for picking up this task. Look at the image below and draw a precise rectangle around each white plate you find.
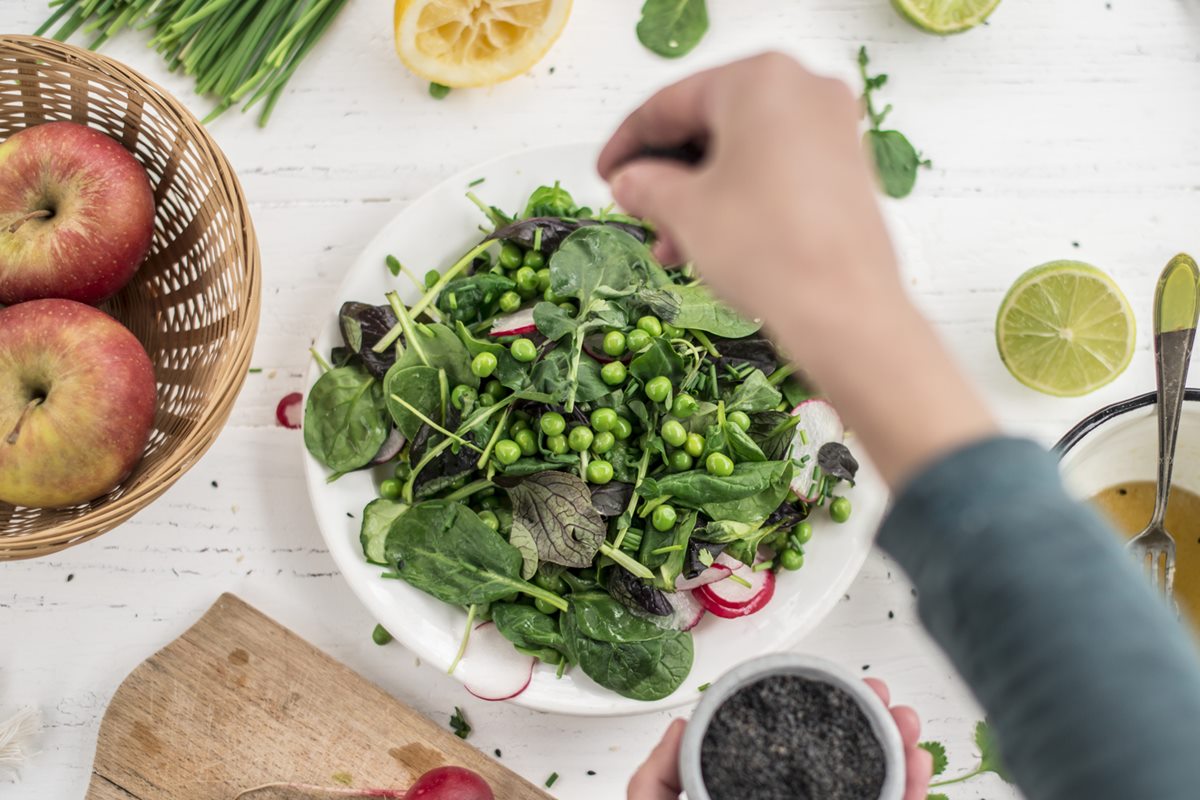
[303,142,888,716]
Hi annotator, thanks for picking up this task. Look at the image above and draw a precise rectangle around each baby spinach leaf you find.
[488,217,652,254]
[630,337,687,385]
[383,364,442,440]
[409,416,478,499]
[505,472,608,578]
[562,592,693,701]
[437,272,515,325]
[404,322,479,389]
[523,183,576,218]
[725,422,767,463]
[636,287,683,322]
[866,129,928,200]
[724,369,782,414]
[360,498,408,565]
[637,0,709,59]
[748,411,799,462]
[533,301,578,342]
[339,301,398,378]
[385,500,567,611]
[303,366,389,473]
[491,602,570,662]
[641,461,795,523]
[667,284,760,337]
[575,355,612,404]
[550,226,649,306]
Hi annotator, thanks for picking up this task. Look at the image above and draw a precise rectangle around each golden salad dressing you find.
[1092,482,1200,632]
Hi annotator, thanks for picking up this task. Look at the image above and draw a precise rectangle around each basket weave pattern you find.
[0,36,261,560]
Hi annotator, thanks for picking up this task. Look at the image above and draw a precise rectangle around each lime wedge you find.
[996,261,1136,397]
[890,0,1002,34]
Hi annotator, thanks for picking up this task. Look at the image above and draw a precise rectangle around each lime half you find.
[890,0,1002,34]
[996,261,1136,397]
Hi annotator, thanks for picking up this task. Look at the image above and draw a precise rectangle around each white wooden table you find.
[6,1,1200,797]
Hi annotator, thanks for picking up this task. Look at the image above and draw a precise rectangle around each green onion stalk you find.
[35,0,351,127]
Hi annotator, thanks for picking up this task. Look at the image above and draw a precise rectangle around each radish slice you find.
[369,428,406,465]
[693,554,776,619]
[276,392,303,429]
[667,590,706,631]
[674,564,733,592]
[458,622,535,701]
[790,398,845,502]
[489,307,537,337]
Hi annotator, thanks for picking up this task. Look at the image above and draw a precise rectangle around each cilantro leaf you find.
[449,706,471,739]
[926,794,950,800]
[919,740,948,777]
[975,720,1014,783]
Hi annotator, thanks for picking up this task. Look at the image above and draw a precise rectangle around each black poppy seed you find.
[700,675,886,800]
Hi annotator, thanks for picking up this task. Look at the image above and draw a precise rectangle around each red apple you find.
[0,121,155,305]
[0,300,157,508]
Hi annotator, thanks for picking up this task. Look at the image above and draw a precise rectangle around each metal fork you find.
[1128,254,1200,598]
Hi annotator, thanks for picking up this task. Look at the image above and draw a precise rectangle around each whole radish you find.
[235,765,494,799]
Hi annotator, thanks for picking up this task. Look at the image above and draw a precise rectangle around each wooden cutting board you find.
[87,593,553,799]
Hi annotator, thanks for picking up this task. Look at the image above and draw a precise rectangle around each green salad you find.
[304,183,859,702]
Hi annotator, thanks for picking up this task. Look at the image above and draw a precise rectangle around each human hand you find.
[626,679,933,800]
[599,53,996,487]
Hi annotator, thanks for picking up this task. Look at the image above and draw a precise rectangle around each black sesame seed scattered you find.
[66,574,75,582]
[887,611,894,619]
[211,480,219,488]
[586,770,596,776]
[494,749,502,758]
[700,675,886,800]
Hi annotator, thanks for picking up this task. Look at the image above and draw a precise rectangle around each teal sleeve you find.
[878,437,1200,799]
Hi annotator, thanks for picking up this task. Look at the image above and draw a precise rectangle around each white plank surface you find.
[5,1,1200,797]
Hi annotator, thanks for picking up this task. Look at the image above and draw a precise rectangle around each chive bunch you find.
[36,0,351,126]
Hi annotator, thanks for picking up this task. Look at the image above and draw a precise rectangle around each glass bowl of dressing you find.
[1057,390,1200,629]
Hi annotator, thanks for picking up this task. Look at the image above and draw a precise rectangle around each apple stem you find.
[234,783,407,799]
[7,209,52,234]
[5,398,42,446]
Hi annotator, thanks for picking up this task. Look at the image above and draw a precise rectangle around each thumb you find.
[608,161,698,240]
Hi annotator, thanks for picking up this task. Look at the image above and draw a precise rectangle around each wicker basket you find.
[0,36,261,560]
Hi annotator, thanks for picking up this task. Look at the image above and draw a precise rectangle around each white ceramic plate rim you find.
[302,142,887,716]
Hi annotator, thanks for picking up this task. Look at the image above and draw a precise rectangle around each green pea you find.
[499,242,523,269]
[591,408,619,433]
[830,497,852,524]
[393,461,411,480]
[602,330,627,357]
[424,269,442,288]
[510,337,538,362]
[592,431,616,455]
[637,316,664,337]
[586,459,614,484]
[601,360,627,386]
[478,494,501,510]
[661,419,688,447]
[662,322,684,339]
[534,597,558,615]
[568,426,594,452]
[540,412,566,436]
[471,352,498,378]
[510,418,530,434]
[612,416,634,440]
[494,439,522,465]
[372,624,393,646]
[478,510,501,530]
[515,266,539,292]
[546,434,569,455]
[672,393,698,419]
[780,548,805,571]
[534,571,566,593]
[477,394,496,407]
[535,268,551,291]
[483,379,504,398]
[498,291,522,313]
[557,301,577,315]
[450,384,476,410]
[543,287,564,303]
[380,478,402,500]
[793,521,813,544]
[728,411,752,431]
[684,432,705,458]
[706,452,735,477]
[523,249,546,269]
[668,450,694,472]
[645,376,672,404]
[626,328,652,353]
[514,429,538,456]
[652,504,678,532]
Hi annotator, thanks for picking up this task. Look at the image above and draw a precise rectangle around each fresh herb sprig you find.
[637,0,709,58]
[922,719,1014,798]
[449,706,471,740]
[35,0,351,127]
[859,47,931,199]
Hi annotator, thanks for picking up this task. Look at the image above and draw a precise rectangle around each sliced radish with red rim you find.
[789,398,844,502]
[276,392,303,429]
[693,553,776,619]
[489,308,537,338]
[458,622,534,701]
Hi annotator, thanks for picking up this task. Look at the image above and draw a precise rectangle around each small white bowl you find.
[678,654,906,800]
[1056,390,1200,500]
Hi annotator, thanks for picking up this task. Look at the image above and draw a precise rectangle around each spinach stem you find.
[382,291,428,364]
[728,573,753,589]
[600,543,655,580]
[612,448,652,551]
[437,368,449,427]
[767,364,798,387]
[476,406,513,469]
[308,346,332,373]
[520,581,569,612]
[691,329,721,357]
[409,241,493,320]
[447,604,477,675]
[405,396,515,501]
[444,479,494,503]
[639,495,673,519]
[388,395,481,452]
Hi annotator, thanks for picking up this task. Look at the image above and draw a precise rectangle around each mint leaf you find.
[919,740,948,777]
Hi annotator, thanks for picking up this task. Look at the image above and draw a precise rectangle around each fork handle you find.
[1151,254,1200,527]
